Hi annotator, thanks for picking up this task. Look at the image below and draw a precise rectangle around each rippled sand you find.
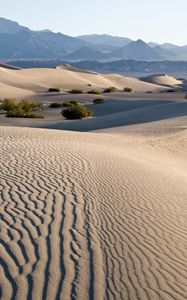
[0,124,187,299]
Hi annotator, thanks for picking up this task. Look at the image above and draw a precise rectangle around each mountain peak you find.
[134,39,147,45]
[0,17,28,33]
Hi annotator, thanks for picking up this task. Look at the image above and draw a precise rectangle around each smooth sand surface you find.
[0,121,187,299]
[142,74,183,87]
[0,65,171,100]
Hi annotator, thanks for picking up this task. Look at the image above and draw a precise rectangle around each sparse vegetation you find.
[68,89,83,94]
[103,86,117,93]
[49,102,62,108]
[87,90,100,94]
[0,98,16,112]
[167,88,181,93]
[62,100,79,107]
[7,112,44,118]
[61,104,93,119]
[123,87,132,92]
[93,98,105,104]
[32,103,44,110]
[0,99,44,118]
[48,87,61,92]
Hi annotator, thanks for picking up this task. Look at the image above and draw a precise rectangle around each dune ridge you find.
[142,74,183,87]
[0,65,170,100]
[0,126,187,299]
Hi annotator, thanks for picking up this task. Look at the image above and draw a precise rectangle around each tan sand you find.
[0,65,170,100]
[142,74,183,87]
[0,121,187,299]
[0,63,187,299]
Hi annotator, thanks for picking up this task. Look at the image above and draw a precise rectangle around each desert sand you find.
[142,74,183,87]
[0,120,187,299]
[0,65,187,300]
[0,64,174,100]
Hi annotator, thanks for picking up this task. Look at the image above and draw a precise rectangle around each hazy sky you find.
[1,0,187,45]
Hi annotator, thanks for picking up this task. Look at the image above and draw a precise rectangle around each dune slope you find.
[0,126,187,299]
[0,66,169,99]
[142,74,183,87]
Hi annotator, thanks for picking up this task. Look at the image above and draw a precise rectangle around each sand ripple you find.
[0,127,187,300]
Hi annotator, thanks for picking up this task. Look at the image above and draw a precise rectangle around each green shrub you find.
[123,87,132,92]
[93,98,105,104]
[16,100,33,114]
[103,86,117,93]
[49,102,62,108]
[2,99,45,118]
[62,100,79,107]
[61,105,93,119]
[7,112,44,118]
[0,98,16,112]
[87,90,100,94]
[68,89,83,94]
[48,87,61,92]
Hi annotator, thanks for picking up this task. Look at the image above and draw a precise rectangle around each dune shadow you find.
[41,101,187,132]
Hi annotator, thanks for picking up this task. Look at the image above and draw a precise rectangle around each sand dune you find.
[0,63,21,70]
[1,63,187,299]
[142,74,183,87]
[0,81,34,99]
[56,63,98,75]
[0,125,187,299]
[0,65,170,99]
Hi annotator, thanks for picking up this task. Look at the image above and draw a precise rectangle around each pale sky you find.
[1,0,187,45]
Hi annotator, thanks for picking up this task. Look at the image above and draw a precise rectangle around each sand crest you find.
[0,65,170,100]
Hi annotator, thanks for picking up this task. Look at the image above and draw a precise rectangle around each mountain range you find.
[0,17,187,61]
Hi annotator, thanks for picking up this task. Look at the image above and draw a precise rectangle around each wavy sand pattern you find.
[0,126,187,299]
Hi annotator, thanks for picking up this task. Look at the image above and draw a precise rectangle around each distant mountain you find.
[160,43,180,50]
[109,39,163,60]
[77,34,132,51]
[0,18,89,59]
[153,45,176,60]
[64,46,105,60]
[0,17,28,33]
[0,18,187,61]
[148,42,159,48]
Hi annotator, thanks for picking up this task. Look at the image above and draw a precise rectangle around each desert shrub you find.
[93,98,105,104]
[61,104,93,119]
[49,102,62,108]
[87,90,100,94]
[0,98,16,112]
[167,88,181,93]
[124,87,132,92]
[87,84,92,87]
[32,103,44,110]
[7,112,44,118]
[16,100,33,114]
[68,89,83,94]
[147,91,153,93]
[185,94,187,99]
[2,99,45,118]
[103,86,117,93]
[48,87,61,92]
[62,100,79,107]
